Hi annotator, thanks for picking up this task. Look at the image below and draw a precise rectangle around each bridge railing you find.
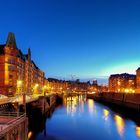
[0,112,27,138]
[0,98,9,105]
[0,112,24,117]
[0,93,50,105]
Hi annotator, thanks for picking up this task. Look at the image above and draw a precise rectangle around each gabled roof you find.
[6,32,17,47]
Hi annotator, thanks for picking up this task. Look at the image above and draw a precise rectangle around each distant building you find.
[108,73,136,93]
[136,68,140,93]
[98,84,108,93]
[0,32,45,96]
[46,78,89,94]
[92,80,98,85]
[89,80,98,93]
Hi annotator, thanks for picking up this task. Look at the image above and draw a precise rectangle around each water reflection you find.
[87,99,95,114]
[114,115,125,136]
[28,131,33,139]
[36,96,140,140]
[66,97,76,115]
[103,109,109,121]
[65,96,86,115]
[136,126,140,138]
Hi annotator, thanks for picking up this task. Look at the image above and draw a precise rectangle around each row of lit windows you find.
[7,59,25,68]
[8,59,14,64]
[8,65,14,71]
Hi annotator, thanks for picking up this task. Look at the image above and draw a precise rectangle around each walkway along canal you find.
[31,95,140,140]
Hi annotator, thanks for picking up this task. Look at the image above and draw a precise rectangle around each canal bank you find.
[87,93,140,111]
[27,94,62,140]
[35,95,140,140]
[87,93,140,126]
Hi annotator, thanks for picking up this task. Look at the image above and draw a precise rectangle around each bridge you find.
[0,94,44,105]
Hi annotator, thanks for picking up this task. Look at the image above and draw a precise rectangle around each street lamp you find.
[16,80,23,115]
[60,87,62,94]
[43,85,47,96]
[17,80,26,114]
[33,84,39,95]
[43,85,47,113]
[17,80,23,94]
[17,80,22,86]
[35,84,39,88]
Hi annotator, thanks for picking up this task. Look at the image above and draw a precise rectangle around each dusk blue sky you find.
[0,0,140,83]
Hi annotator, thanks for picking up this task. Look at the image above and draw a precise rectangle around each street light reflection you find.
[66,96,77,115]
[114,115,125,136]
[28,131,33,139]
[136,126,140,138]
[103,109,109,120]
[87,99,94,114]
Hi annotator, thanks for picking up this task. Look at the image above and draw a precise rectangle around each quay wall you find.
[26,94,59,137]
[87,92,140,110]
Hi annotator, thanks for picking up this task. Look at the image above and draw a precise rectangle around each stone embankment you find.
[87,92,140,110]
[26,94,62,137]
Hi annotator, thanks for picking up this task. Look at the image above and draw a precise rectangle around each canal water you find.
[36,96,140,140]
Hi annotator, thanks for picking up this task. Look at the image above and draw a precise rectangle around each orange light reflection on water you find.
[136,126,140,138]
[87,99,95,114]
[66,96,77,114]
[114,115,125,136]
[103,109,109,120]
[28,131,33,139]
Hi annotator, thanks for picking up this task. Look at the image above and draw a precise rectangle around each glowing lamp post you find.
[35,84,39,88]
[34,84,39,95]
[60,87,62,94]
[43,85,47,113]
[17,80,23,94]
[43,85,47,96]
[17,80,26,114]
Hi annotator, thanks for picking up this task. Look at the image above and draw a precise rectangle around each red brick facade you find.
[0,32,45,96]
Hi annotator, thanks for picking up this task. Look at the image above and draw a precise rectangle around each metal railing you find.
[0,98,9,105]
[0,95,39,105]
[0,112,27,138]
[0,93,51,105]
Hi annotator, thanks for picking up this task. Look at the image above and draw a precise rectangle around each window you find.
[12,66,14,71]
[8,59,11,63]
[12,59,14,64]
[8,66,10,71]
[9,74,13,79]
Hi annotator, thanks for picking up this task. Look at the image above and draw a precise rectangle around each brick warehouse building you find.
[0,32,45,96]
[108,73,136,93]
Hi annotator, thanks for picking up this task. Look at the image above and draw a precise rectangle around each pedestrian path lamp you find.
[34,84,39,95]
[43,85,47,113]
[17,80,23,94]
[43,85,47,96]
